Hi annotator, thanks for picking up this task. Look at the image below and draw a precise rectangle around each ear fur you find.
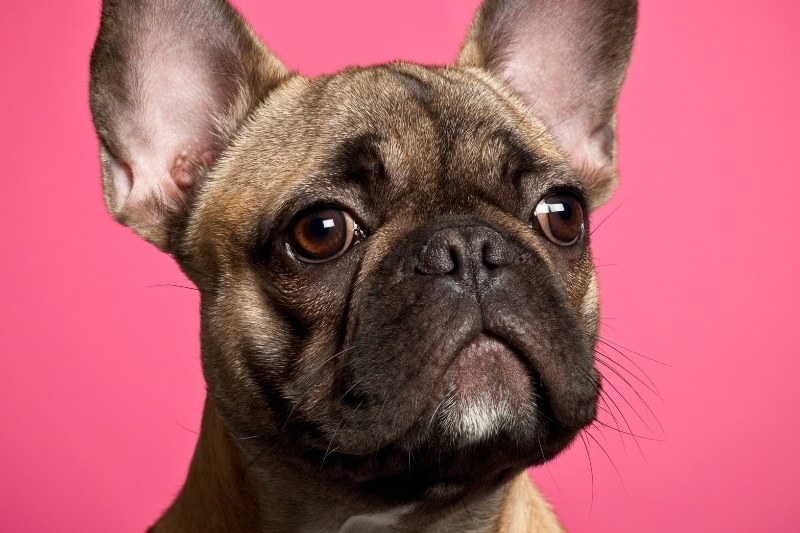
[89,0,290,251]
[459,0,637,208]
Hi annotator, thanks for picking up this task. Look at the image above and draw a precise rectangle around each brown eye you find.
[534,194,585,246]
[288,208,357,263]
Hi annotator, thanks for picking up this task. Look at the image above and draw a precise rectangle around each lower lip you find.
[444,335,531,405]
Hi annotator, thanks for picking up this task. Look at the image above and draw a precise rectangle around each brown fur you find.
[89,0,636,530]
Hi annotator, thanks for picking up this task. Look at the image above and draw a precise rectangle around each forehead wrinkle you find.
[434,128,545,216]
[382,66,435,108]
[385,67,559,202]
[318,68,445,195]
[314,64,562,213]
[371,64,518,198]
[381,69,446,191]
[313,132,382,184]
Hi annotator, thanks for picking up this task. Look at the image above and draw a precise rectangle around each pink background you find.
[1,1,798,531]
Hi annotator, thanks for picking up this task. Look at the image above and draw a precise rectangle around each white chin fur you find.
[438,389,517,445]
[338,505,416,533]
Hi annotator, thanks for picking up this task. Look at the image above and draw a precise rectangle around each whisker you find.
[461,500,476,527]
[599,319,620,334]
[597,340,662,395]
[147,283,203,292]
[174,420,199,435]
[578,431,594,515]
[598,336,671,367]
[595,402,619,429]
[591,420,665,442]
[339,377,365,402]
[598,369,660,442]
[582,369,628,452]
[584,428,628,496]
[539,434,561,493]
[592,420,611,446]
[590,198,626,236]
[595,351,661,400]
[509,99,535,138]
[375,389,392,453]
[303,345,361,383]
[228,431,269,441]
[320,415,345,469]
[537,110,580,145]
[600,360,665,438]
[321,400,364,469]
[595,398,627,454]
[426,392,450,430]
[597,384,645,459]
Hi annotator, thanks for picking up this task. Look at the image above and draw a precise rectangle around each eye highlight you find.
[533,194,585,246]
[288,208,357,263]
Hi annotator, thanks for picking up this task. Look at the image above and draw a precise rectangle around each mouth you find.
[277,321,594,503]
[431,334,537,444]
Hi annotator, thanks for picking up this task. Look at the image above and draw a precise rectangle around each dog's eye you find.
[288,208,357,263]
[533,194,585,246]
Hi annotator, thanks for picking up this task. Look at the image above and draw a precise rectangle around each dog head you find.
[90,0,636,503]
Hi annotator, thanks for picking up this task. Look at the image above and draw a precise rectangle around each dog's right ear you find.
[90,0,289,252]
[458,0,637,209]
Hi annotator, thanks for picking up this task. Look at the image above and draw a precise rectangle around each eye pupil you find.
[556,202,572,221]
[309,217,335,238]
[289,208,356,263]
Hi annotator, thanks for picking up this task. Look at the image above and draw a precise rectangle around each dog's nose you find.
[416,225,515,277]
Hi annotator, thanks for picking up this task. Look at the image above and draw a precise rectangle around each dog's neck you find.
[149,397,556,532]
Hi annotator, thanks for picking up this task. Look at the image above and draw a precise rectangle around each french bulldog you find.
[89,0,637,530]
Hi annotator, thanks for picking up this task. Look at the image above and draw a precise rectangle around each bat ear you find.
[458,0,637,209]
[89,0,290,251]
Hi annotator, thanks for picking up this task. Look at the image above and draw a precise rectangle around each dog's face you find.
[188,65,599,496]
[90,0,636,503]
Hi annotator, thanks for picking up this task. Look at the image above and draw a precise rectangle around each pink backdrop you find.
[2,1,799,531]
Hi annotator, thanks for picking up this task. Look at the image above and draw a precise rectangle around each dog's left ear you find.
[459,0,637,208]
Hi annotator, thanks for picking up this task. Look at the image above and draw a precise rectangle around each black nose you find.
[416,225,515,278]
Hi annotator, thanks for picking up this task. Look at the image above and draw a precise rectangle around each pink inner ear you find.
[500,33,617,186]
[170,148,220,191]
[112,50,228,213]
[107,156,134,209]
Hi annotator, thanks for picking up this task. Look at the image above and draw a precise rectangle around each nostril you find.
[416,232,460,275]
[483,242,499,269]
[482,237,515,269]
[448,247,459,274]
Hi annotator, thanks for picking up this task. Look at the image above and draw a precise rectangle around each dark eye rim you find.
[531,188,588,247]
[285,204,366,264]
